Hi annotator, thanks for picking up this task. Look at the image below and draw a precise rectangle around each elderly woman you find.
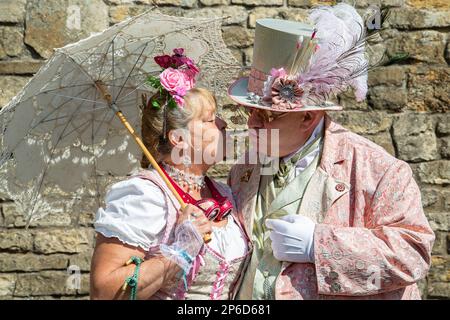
[90,81,250,299]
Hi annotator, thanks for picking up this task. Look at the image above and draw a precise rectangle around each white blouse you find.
[94,177,247,261]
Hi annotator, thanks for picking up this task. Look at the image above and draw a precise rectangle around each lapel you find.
[278,116,353,273]
[269,166,311,214]
[236,163,262,239]
[298,167,349,223]
[298,115,351,221]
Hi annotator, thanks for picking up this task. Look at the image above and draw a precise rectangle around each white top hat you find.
[228,3,370,112]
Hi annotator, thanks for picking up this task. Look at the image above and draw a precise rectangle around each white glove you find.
[265,214,316,264]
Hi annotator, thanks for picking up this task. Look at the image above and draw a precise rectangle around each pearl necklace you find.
[161,162,206,191]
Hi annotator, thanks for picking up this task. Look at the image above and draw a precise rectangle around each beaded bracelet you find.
[122,256,144,300]
[178,249,194,291]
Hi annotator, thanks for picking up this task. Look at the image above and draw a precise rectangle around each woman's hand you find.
[158,204,211,273]
[177,204,212,237]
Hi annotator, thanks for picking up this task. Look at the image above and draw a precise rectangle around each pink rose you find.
[171,48,186,67]
[184,59,200,76]
[160,68,193,96]
[172,95,185,107]
[173,48,185,56]
[154,55,172,69]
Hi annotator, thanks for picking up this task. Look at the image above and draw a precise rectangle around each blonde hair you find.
[140,88,217,168]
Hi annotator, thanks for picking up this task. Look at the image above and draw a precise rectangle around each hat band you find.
[248,67,267,97]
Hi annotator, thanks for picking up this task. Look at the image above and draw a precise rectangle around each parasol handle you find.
[94,81,212,244]
[115,110,187,208]
[115,111,213,244]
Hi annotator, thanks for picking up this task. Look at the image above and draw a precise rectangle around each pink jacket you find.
[228,116,435,299]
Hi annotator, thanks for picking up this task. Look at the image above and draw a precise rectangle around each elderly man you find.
[227,4,434,300]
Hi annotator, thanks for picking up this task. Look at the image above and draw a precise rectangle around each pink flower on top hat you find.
[270,76,304,110]
[262,68,287,101]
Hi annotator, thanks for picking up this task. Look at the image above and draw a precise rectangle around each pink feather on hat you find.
[299,3,369,103]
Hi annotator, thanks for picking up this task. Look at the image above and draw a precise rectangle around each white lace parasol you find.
[0,8,241,225]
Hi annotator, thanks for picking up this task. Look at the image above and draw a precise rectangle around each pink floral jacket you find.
[228,115,435,299]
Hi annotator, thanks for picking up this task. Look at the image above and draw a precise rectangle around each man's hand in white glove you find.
[265,215,316,264]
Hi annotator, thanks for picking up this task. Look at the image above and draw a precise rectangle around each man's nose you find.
[247,111,263,129]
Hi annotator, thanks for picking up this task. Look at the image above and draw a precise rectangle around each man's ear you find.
[299,111,322,132]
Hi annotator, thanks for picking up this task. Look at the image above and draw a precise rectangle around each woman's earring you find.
[181,154,191,169]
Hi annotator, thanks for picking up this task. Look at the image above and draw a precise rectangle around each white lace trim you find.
[95,226,152,251]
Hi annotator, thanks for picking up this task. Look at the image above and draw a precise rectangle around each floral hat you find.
[145,48,199,108]
[228,3,373,112]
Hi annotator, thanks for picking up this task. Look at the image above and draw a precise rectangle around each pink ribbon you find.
[210,262,230,300]
[190,253,206,283]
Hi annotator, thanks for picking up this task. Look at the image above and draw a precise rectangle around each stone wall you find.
[0,0,449,299]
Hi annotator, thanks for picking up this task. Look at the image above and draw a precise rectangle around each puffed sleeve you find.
[94,177,167,251]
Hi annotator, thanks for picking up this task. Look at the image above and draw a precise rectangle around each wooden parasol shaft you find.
[115,110,188,209]
[94,81,187,209]
[95,81,212,243]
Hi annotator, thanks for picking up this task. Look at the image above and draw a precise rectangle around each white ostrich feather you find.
[299,3,370,103]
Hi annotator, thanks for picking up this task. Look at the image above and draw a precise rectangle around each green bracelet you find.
[122,256,144,300]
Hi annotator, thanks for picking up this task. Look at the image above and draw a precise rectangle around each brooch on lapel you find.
[240,169,253,183]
